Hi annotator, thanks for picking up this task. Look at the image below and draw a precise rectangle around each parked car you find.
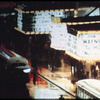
[0,45,32,85]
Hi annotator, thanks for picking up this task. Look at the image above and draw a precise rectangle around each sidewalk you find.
[26,63,77,99]
[38,65,76,95]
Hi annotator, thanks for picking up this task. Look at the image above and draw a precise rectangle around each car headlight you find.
[23,68,31,73]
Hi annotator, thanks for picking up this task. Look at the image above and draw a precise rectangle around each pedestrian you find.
[59,95,64,100]
[31,55,38,85]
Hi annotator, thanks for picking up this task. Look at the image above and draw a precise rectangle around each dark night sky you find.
[1,1,100,11]
[16,1,100,10]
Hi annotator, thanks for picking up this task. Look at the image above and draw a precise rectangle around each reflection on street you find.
[26,63,76,99]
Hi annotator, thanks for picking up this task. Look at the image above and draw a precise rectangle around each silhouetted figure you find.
[33,71,37,85]
[59,95,64,100]
[31,55,38,85]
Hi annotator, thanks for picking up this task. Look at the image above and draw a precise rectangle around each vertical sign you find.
[66,33,78,55]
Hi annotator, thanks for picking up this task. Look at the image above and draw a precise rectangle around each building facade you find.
[14,4,100,80]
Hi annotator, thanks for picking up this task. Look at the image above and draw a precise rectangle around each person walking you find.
[31,53,38,85]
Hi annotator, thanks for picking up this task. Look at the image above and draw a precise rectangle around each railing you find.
[36,72,76,99]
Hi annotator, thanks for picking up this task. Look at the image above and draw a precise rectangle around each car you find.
[0,45,32,85]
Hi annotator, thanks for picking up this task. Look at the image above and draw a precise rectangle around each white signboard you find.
[78,34,100,57]
[50,23,67,50]
[66,33,78,55]
[17,10,66,32]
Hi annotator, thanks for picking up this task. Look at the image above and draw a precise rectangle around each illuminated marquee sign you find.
[78,34,100,57]
[50,23,67,50]
[66,33,78,55]
[65,33,100,60]
[34,11,52,33]
[15,7,98,34]
[15,8,100,61]
[15,9,67,34]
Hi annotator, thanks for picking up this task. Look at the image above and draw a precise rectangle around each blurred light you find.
[15,8,24,13]
[0,13,10,17]
[26,32,31,34]
[51,1,55,4]
[78,7,95,11]
[96,65,99,71]
[11,12,15,15]
[23,68,31,73]
[14,27,25,34]
[25,11,30,13]
[69,9,74,11]
[0,52,11,59]
[30,11,34,13]
[77,30,100,37]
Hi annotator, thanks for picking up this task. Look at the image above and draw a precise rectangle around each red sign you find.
[0,1,16,8]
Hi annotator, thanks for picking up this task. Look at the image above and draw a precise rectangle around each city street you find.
[1,1,100,99]
[26,58,76,99]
